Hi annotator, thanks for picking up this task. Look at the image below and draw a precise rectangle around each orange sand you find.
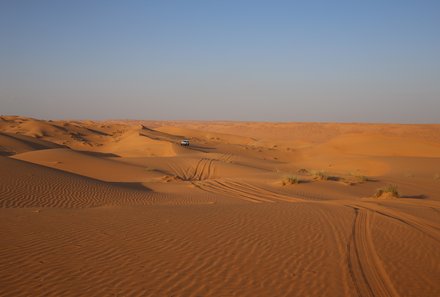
[1,115,439,296]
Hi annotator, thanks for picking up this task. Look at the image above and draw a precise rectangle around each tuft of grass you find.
[357,176,369,182]
[375,184,399,198]
[351,173,369,182]
[342,173,369,186]
[312,170,329,181]
[283,175,300,185]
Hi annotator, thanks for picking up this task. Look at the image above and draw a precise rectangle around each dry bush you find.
[355,175,368,182]
[311,170,341,181]
[282,175,300,185]
[342,174,369,186]
[375,184,399,198]
[312,170,329,181]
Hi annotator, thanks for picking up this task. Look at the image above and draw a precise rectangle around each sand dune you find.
[0,156,156,208]
[310,133,440,157]
[1,116,439,296]
[12,148,164,182]
[0,132,64,155]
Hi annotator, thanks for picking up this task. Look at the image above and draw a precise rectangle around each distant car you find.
[180,139,190,146]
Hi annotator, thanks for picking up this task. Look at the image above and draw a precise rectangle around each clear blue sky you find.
[1,0,439,122]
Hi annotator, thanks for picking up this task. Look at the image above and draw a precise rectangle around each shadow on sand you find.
[400,194,428,199]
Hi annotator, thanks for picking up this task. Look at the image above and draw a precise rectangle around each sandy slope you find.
[12,148,164,182]
[1,116,439,297]
[0,156,157,208]
[0,132,64,155]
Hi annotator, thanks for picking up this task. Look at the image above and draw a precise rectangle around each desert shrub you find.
[351,173,369,182]
[283,175,300,185]
[375,184,399,198]
[358,175,369,182]
[342,174,369,186]
[312,170,329,181]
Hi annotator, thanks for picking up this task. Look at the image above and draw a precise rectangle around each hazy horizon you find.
[1,1,439,123]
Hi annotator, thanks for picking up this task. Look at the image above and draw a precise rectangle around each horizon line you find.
[2,115,440,125]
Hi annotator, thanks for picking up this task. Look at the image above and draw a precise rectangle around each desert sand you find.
[1,115,439,296]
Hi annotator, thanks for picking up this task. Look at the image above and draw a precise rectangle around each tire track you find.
[191,158,216,181]
[350,202,440,244]
[288,190,335,201]
[347,207,400,297]
[194,179,302,203]
[194,180,271,203]
[206,159,215,179]
[226,180,303,202]
[191,158,206,180]
[168,158,216,181]
[167,163,189,181]
[218,153,232,163]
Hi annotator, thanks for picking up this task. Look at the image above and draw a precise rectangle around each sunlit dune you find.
[1,115,439,296]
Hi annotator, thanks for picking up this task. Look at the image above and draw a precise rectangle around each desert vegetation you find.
[311,170,329,181]
[352,174,369,182]
[375,184,400,198]
[282,175,301,185]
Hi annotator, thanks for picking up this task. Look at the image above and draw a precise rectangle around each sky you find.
[1,0,439,122]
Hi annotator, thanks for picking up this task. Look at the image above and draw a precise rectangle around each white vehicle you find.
[180,139,190,146]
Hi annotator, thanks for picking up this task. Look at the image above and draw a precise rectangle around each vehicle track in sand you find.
[192,158,215,181]
[168,158,216,181]
[193,179,303,203]
[346,207,400,297]
[216,153,233,163]
[349,202,440,244]
[283,190,334,201]
[167,163,190,181]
